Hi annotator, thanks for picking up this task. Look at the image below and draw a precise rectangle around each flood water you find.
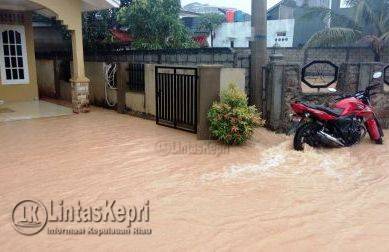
[0,107,388,251]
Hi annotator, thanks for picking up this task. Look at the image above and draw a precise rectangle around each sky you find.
[180,0,282,14]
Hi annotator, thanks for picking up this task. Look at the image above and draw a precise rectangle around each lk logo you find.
[12,200,48,235]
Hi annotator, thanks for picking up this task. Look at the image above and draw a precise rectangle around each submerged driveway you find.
[0,107,389,251]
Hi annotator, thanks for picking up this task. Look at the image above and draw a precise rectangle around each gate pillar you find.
[197,65,223,140]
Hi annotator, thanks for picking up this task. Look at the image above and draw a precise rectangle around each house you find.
[210,20,295,48]
[183,2,231,15]
[0,0,120,113]
[181,3,251,48]
[180,9,201,35]
[268,0,330,47]
[209,0,351,48]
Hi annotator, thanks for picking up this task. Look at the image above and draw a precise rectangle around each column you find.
[70,29,90,113]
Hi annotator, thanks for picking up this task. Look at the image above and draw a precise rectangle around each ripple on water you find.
[201,141,364,182]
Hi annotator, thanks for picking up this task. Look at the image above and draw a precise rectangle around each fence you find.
[265,58,389,132]
[36,46,389,99]
[36,46,389,68]
[35,46,389,136]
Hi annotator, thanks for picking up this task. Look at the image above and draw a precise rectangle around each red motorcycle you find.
[291,72,384,151]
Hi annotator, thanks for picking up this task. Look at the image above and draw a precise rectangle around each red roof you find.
[110,29,134,43]
[193,35,208,47]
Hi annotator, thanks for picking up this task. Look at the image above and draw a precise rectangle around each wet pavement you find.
[0,107,388,251]
[0,100,72,123]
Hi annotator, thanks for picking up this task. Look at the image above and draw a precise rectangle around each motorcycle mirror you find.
[328,87,337,93]
[373,72,383,79]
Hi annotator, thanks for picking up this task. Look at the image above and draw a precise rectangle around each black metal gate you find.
[155,66,198,133]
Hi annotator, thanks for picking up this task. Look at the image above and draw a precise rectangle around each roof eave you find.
[82,0,120,12]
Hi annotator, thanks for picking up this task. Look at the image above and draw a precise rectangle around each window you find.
[127,63,145,92]
[276,31,287,37]
[0,25,29,84]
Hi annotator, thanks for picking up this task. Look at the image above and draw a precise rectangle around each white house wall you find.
[340,0,348,8]
[209,21,252,48]
[209,19,295,48]
[267,19,295,47]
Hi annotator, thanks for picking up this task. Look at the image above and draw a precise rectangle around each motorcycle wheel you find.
[375,137,383,145]
[293,122,318,151]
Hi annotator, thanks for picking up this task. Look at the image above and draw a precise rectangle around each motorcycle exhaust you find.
[317,130,345,147]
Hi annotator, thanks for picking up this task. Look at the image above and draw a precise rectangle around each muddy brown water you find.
[0,107,388,251]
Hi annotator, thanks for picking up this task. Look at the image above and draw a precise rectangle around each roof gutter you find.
[105,0,120,8]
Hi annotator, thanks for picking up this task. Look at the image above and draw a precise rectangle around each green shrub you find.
[207,84,265,145]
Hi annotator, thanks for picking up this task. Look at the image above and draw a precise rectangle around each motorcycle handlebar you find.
[334,84,380,102]
[366,83,381,90]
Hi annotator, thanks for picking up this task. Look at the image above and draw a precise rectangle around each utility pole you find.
[250,0,267,110]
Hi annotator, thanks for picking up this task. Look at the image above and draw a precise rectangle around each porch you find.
[0,100,72,122]
[0,0,119,114]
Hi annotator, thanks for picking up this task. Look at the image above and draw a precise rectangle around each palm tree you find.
[304,0,389,61]
[198,13,225,47]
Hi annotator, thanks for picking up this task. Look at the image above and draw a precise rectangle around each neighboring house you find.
[209,0,351,48]
[182,3,251,47]
[180,9,201,34]
[0,0,119,113]
[183,2,250,21]
[267,19,295,47]
[183,2,232,15]
[210,20,295,48]
[210,21,251,48]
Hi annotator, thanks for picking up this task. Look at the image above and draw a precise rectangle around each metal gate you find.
[155,66,198,133]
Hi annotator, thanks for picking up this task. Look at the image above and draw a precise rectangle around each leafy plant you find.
[82,9,116,46]
[208,84,265,145]
[304,0,389,61]
[82,1,133,47]
[117,0,198,49]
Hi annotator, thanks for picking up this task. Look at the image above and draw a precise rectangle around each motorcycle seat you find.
[302,103,343,116]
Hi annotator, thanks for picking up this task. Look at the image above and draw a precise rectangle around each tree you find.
[116,0,198,49]
[304,0,389,61]
[82,1,132,47]
[82,9,117,46]
[198,13,225,47]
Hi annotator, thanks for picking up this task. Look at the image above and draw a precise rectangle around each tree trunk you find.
[211,31,214,47]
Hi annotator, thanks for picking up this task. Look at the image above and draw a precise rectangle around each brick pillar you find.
[69,25,89,113]
[265,54,302,132]
[71,79,90,113]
